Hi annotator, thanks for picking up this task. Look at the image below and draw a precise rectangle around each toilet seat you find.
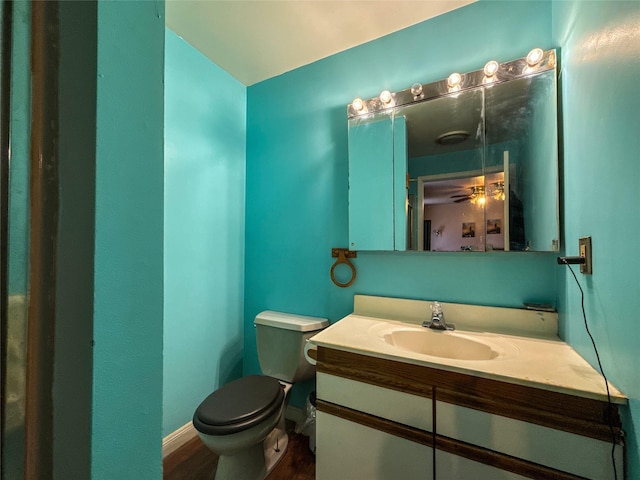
[193,375,285,435]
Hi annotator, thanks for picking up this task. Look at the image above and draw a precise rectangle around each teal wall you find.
[92,1,165,478]
[410,149,484,178]
[245,1,558,407]
[164,28,246,437]
[552,1,640,477]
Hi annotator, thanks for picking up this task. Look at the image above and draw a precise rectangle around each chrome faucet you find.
[422,301,455,331]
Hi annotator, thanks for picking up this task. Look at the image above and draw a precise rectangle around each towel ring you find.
[330,248,357,288]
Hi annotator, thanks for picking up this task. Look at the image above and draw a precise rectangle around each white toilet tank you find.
[255,310,329,383]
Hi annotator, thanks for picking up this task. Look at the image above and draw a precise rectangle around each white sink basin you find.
[383,329,498,360]
[370,324,518,362]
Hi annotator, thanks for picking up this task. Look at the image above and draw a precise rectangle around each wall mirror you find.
[347,48,559,252]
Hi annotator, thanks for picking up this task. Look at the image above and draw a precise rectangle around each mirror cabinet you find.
[347,49,559,252]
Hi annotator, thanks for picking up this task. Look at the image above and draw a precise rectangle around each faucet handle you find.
[430,301,443,315]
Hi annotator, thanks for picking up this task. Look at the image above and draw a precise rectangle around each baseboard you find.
[162,421,198,459]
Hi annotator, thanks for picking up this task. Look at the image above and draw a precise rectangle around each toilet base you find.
[214,426,288,480]
[263,425,288,473]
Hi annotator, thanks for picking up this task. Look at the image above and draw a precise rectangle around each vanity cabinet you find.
[315,346,624,480]
[316,370,434,479]
[316,411,433,479]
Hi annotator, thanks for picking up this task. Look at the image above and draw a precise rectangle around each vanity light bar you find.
[347,48,557,118]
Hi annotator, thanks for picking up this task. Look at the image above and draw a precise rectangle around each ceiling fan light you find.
[491,181,505,201]
[469,185,486,205]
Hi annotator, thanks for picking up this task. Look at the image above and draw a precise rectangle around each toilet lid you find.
[193,375,284,435]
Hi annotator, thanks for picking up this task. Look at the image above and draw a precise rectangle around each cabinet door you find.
[317,372,433,432]
[348,114,408,251]
[348,114,394,250]
[316,411,433,480]
[436,400,622,479]
[436,450,528,480]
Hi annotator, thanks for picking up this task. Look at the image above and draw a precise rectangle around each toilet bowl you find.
[192,310,328,480]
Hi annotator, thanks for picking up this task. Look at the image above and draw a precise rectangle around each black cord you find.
[562,260,618,480]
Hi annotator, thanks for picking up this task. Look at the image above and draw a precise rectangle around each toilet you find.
[192,310,329,480]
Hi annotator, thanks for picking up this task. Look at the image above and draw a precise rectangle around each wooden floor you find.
[163,429,315,480]
[163,435,218,480]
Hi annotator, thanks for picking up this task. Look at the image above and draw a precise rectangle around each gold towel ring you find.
[330,248,357,288]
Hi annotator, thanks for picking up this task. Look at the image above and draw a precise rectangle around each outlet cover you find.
[579,236,592,274]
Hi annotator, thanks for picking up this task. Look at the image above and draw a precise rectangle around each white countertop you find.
[310,312,627,404]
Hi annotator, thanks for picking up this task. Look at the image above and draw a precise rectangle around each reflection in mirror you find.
[399,87,486,251]
[347,49,559,252]
[485,70,560,251]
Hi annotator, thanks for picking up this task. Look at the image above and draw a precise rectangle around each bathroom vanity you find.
[309,295,626,480]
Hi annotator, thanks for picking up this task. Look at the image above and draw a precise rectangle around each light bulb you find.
[447,73,462,88]
[379,90,392,104]
[484,60,499,77]
[526,48,544,66]
[352,98,364,111]
[411,83,423,97]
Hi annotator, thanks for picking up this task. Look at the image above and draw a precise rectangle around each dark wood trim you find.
[52,2,97,477]
[436,387,618,444]
[307,347,317,362]
[317,347,622,443]
[24,2,59,478]
[435,434,587,480]
[317,399,435,448]
[317,347,434,398]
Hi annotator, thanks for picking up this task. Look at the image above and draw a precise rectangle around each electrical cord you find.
[561,260,618,480]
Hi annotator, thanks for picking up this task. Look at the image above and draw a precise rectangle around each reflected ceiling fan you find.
[451,185,485,204]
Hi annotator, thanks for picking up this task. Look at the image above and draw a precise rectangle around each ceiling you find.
[165,0,476,86]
